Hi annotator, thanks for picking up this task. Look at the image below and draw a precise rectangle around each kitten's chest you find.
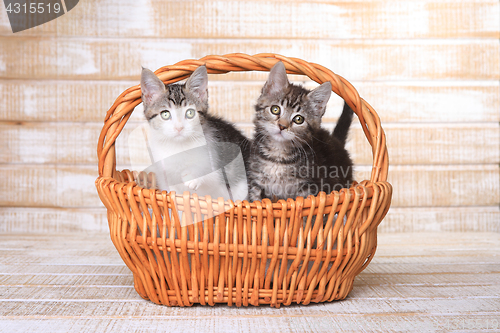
[259,160,304,186]
[261,162,291,178]
[256,160,306,199]
[151,142,191,162]
[149,134,207,163]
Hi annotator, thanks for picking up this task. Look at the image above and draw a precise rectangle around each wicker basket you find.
[95,53,392,307]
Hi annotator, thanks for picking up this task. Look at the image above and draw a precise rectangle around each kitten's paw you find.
[184,178,202,191]
[180,170,201,191]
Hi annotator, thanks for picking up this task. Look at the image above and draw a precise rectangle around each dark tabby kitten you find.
[141,65,251,201]
[248,62,354,202]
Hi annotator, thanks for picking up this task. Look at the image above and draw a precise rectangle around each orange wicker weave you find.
[95,53,392,307]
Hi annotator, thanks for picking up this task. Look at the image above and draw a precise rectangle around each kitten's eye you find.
[270,105,281,115]
[185,108,196,119]
[160,110,171,120]
[293,115,305,124]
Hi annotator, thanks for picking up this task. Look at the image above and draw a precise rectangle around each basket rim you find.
[96,53,390,204]
[96,174,392,235]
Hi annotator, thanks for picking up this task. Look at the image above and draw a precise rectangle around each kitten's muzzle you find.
[278,119,289,131]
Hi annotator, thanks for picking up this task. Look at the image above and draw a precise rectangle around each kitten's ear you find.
[185,65,208,103]
[141,68,166,106]
[307,82,332,117]
[262,62,289,97]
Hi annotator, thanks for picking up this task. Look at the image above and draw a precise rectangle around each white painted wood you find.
[0,264,130,275]
[2,281,500,300]
[0,165,102,208]
[0,38,498,81]
[0,207,109,233]
[384,164,499,207]
[2,122,498,165]
[1,316,500,333]
[0,80,130,122]
[0,274,134,287]
[1,0,498,39]
[2,206,499,233]
[354,81,500,123]
[356,272,500,286]
[0,0,498,234]
[0,164,498,208]
[2,80,498,123]
[0,232,499,332]
[380,206,500,232]
[3,269,499,288]
[2,315,499,333]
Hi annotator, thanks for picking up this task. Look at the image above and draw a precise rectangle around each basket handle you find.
[97,53,389,183]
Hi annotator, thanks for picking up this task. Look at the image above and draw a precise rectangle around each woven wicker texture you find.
[95,53,392,307]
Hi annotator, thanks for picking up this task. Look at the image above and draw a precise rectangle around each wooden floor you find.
[1,232,499,333]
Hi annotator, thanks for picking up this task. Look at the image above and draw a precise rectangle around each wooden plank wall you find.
[0,0,499,233]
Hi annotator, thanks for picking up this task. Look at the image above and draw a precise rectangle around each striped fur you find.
[140,66,251,201]
[248,62,353,202]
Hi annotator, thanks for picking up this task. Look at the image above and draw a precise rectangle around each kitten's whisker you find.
[310,134,329,145]
[293,135,316,161]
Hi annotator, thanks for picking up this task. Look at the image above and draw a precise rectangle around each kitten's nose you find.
[279,124,287,131]
[174,126,184,133]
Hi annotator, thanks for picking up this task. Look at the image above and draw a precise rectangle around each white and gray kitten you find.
[248,62,354,202]
[140,66,250,201]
